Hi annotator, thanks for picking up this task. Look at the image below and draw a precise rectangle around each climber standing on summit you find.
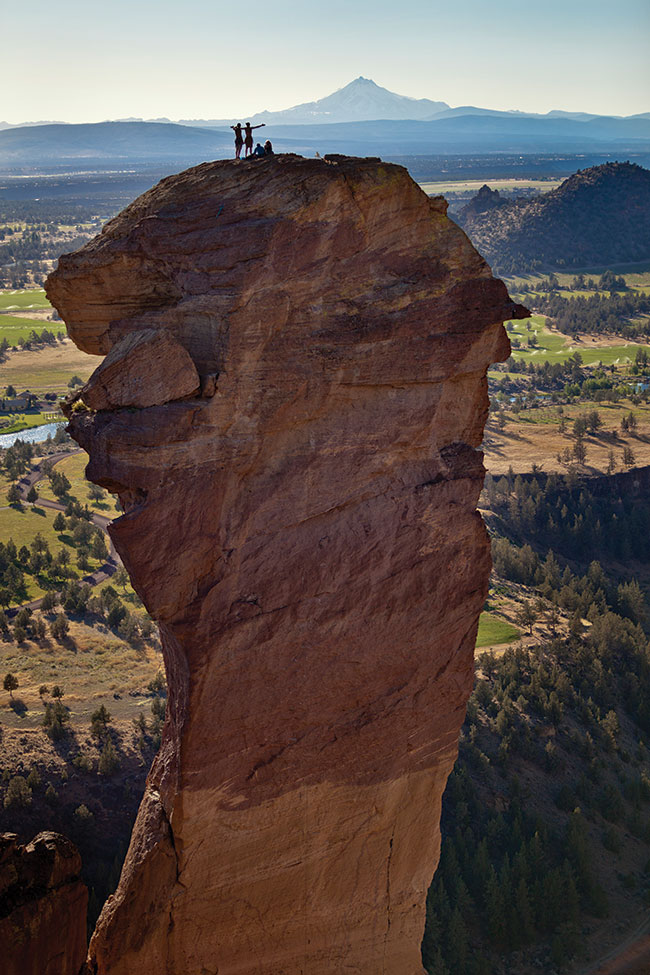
[244,121,265,157]
[231,123,244,159]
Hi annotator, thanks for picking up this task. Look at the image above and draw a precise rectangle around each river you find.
[0,421,65,449]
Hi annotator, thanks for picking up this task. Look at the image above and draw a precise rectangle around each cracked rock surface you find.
[46,155,525,975]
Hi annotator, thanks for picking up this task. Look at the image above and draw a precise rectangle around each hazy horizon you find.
[8,0,650,125]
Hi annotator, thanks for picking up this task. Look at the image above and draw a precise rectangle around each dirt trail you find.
[578,917,650,975]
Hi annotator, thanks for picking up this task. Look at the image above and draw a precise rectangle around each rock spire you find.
[46,154,526,974]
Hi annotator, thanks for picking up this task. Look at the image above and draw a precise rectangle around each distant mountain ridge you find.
[0,121,231,168]
[457,162,650,272]
[2,77,646,130]
[2,114,650,172]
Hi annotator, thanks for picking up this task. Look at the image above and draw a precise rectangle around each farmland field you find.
[475,611,520,648]
[419,178,562,196]
[507,314,649,367]
[0,316,59,349]
[0,412,59,435]
[506,268,650,294]
[0,342,97,394]
[0,289,51,311]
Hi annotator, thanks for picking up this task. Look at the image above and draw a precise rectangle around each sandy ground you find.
[0,309,53,321]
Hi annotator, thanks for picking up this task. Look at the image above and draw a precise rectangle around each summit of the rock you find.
[46,154,525,975]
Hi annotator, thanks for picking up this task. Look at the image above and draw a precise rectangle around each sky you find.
[7,0,650,123]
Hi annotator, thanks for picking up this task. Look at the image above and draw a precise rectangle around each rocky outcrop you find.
[46,154,526,975]
[0,831,87,975]
[458,183,506,221]
[75,327,200,411]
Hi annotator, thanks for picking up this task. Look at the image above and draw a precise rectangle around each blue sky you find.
[8,0,649,122]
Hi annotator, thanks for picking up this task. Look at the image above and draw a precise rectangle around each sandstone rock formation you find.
[46,154,527,975]
[0,831,87,975]
[76,327,200,411]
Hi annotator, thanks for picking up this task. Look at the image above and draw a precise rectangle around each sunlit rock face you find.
[46,155,524,975]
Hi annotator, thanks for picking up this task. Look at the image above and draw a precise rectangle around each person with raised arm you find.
[244,121,265,157]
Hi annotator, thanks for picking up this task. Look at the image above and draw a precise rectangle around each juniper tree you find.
[3,672,18,699]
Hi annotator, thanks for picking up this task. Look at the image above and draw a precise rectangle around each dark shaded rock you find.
[0,831,87,975]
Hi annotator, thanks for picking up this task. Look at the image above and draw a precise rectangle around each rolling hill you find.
[457,162,650,273]
[0,121,231,169]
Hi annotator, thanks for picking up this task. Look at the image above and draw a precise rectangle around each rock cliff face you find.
[46,155,525,975]
[0,831,87,975]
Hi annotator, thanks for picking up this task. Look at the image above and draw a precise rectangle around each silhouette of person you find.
[244,122,265,157]
[231,123,244,159]
[253,143,266,158]
[264,140,274,155]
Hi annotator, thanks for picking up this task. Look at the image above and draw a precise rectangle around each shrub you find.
[4,775,32,809]
[73,804,94,832]
[40,591,58,613]
[73,751,94,773]
[98,739,120,776]
[50,614,69,641]
[44,783,58,805]
[42,700,69,740]
[90,705,111,740]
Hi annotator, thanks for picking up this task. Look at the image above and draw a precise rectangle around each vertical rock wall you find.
[46,155,526,974]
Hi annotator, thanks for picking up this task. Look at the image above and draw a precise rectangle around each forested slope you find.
[458,163,650,273]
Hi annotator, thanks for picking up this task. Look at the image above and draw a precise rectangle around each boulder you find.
[78,327,200,411]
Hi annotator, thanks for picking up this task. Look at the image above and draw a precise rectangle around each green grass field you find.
[0,315,54,347]
[476,612,520,648]
[507,315,648,367]
[0,289,51,311]
[0,412,59,435]
[38,452,120,516]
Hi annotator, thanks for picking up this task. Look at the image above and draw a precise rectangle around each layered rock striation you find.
[0,831,87,975]
[46,154,526,974]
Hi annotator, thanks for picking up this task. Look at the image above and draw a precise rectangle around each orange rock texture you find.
[0,831,87,975]
[46,155,526,975]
